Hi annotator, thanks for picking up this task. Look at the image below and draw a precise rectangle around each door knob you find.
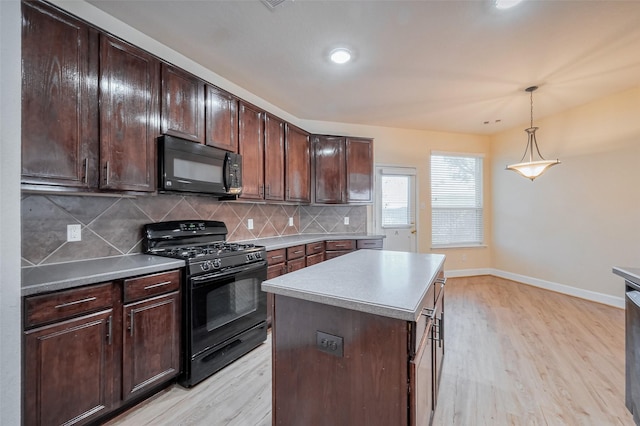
[411,230,417,234]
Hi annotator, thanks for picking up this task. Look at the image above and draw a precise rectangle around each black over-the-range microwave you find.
[158,135,243,197]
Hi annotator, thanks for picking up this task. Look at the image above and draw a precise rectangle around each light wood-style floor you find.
[105,276,633,426]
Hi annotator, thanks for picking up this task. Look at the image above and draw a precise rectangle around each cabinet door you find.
[21,1,99,189]
[285,124,311,203]
[345,138,374,203]
[24,309,115,426]
[410,321,434,426]
[264,113,285,201]
[287,257,306,273]
[313,136,346,204]
[161,63,205,143]
[433,283,445,405]
[122,291,181,401]
[206,85,238,152]
[100,35,159,192]
[238,102,265,200]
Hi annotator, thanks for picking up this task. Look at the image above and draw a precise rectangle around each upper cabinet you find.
[22,1,157,193]
[21,0,99,189]
[99,35,159,192]
[311,135,374,204]
[238,101,265,200]
[345,137,374,203]
[160,64,205,143]
[205,85,238,152]
[264,113,285,201]
[285,124,311,203]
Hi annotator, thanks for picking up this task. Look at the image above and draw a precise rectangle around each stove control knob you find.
[246,253,254,261]
[201,261,212,272]
[254,252,262,259]
[213,258,222,269]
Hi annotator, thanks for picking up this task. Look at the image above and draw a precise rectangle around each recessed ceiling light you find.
[495,0,524,9]
[330,48,352,64]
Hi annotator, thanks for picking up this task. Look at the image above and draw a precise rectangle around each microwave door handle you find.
[175,179,192,184]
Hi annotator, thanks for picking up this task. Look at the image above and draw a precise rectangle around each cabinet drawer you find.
[325,239,355,251]
[124,270,180,303]
[356,239,383,250]
[287,257,306,272]
[24,282,115,328]
[267,248,287,265]
[267,263,287,279]
[286,245,306,260]
[325,250,353,260]
[306,252,324,267]
[305,241,325,255]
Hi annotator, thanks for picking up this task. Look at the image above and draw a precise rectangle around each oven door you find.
[189,261,267,357]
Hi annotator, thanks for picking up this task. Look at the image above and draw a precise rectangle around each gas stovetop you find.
[143,220,266,276]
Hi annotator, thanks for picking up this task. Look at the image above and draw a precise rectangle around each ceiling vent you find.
[261,0,289,10]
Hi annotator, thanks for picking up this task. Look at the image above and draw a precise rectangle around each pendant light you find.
[506,86,560,181]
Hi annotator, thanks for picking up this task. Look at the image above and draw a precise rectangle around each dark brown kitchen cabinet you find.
[266,248,287,327]
[325,239,356,260]
[357,238,384,250]
[161,63,205,143]
[305,241,325,266]
[99,35,159,192]
[264,113,286,201]
[285,124,311,203]
[21,0,99,189]
[312,135,346,204]
[122,291,181,400]
[23,282,118,426]
[311,135,374,204]
[238,101,265,200]
[206,85,238,152]
[23,270,181,426]
[346,137,374,203]
[410,316,434,426]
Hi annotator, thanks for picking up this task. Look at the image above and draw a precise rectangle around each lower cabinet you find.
[23,270,181,426]
[325,239,356,260]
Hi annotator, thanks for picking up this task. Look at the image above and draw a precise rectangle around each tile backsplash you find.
[21,194,366,266]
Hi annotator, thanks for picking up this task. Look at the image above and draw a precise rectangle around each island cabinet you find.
[264,250,446,426]
[22,0,158,193]
[23,270,181,426]
[311,135,374,204]
[285,124,311,203]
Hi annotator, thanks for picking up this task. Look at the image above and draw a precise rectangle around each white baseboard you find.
[444,268,625,309]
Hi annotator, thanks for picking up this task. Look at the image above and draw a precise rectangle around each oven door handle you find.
[190,261,267,284]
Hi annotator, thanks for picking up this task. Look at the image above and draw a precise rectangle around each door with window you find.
[374,166,417,252]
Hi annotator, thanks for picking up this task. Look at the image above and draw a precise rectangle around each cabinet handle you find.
[106,315,112,345]
[260,184,264,197]
[271,255,284,260]
[129,310,134,336]
[293,250,303,255]
[55,297,97,309]
[439,314,444,347]
[104,161,109,186]
[82,158,88,184]
[143,281,171,290]
[266,184,270,197]
[334,244,346,248]
[436,277,447,285]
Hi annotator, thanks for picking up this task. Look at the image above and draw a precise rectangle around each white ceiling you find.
[87,0,640,135]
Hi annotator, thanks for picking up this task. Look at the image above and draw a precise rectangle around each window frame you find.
[430,151,485,249]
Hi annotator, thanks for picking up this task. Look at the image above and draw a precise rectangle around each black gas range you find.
[144,220,267,387]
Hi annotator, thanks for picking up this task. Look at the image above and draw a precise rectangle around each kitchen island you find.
[262,250,446,426]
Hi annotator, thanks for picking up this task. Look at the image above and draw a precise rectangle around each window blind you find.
[431,153,483,246]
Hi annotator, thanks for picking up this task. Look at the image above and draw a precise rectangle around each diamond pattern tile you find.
[22,194,368,266]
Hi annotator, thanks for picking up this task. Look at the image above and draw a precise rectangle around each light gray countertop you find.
[22,255,185,296]
[243,233,384,251]
[613,267,640,287]
[262,250,445,322]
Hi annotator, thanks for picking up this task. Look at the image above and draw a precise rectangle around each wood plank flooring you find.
[105,276,633,426]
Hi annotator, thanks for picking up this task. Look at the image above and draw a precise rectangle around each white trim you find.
[431,150,486,158]
[444,268,625,309]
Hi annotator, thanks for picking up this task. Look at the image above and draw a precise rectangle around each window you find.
[431,153,483,247]
[380,173,414,227]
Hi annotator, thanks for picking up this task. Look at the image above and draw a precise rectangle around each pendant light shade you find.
[506,86,560,181]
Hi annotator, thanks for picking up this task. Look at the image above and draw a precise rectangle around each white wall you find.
[492,86,640,305]
[0,0,23,424]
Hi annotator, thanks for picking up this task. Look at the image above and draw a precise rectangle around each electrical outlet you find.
[247,218,254,230]
[316,331,343,357]
[67,224,81,242]
[344,216,349,225]
[288,217,294,227]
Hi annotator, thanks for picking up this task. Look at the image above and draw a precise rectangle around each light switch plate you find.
[67,224,81,242]
[344,217,349,225]
[247,218,254,230]
[288,217,294,227]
